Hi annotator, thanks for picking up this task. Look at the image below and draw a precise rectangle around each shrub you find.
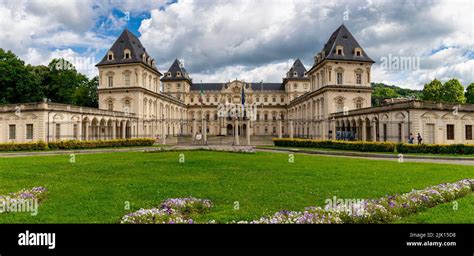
[273,138,396,153]
[0,141,48,151]
[0,138,155,151]
[273,138,474,155]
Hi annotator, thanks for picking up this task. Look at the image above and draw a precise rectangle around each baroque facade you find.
[0,24,473,145]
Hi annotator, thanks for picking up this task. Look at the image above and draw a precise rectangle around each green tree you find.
[0,49,43,104]
[45,58,89,104]
[72,76,98,108]
[422,79,443,101]
[441,78,465,103]
[371,85,398,106]
[465,83,474,104]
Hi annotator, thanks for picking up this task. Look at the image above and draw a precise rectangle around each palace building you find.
[1,24,473,145]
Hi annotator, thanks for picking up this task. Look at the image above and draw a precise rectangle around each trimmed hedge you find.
[0,139,155,151]
[273,138,474,155]
[396,143,474,155]
[273,138,395,153]
[0,141,48,151]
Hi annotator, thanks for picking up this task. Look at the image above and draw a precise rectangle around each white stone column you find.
[112,121,116,139]
[192,119,197,141]
[362,120,367,141]
[203,119,207,145]
[84,121,89,141]
[278,118,282,139]
[121,121,126,139]
[246,119,251,145]
[77,121,82,141]
[371,121,377,142]
[289,120,294,139]
[400,122,405,143]
[162,119,166,145]
[233,118,239,146]
[331,120,336,140]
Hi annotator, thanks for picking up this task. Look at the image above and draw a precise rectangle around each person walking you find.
[408,133,414,144]
[417,133,423,144]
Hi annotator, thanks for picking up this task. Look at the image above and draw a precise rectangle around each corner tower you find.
[96,29,162,114]
[161,59,192,102]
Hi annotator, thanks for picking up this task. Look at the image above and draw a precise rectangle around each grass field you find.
[0,150,473,223]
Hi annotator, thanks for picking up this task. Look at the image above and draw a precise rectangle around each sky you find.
[0,0,472,90]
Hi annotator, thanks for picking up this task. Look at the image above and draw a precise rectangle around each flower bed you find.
[121,179,473,224]
[160,197,213,215]
[121,197,212,224]
[0,187,47,214]
[246,179,474,224]
[121,208,193,224]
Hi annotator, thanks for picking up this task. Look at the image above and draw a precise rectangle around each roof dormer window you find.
[293,71,298,77]
[167,72,171,77]
[354,47,362,57]
[107,51,114,61]
[123,49,131,59]
[336,45,344,55]
[177,71,181,77]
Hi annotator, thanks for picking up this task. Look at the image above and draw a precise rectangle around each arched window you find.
[107,51,114,61]
[123,49,131,59]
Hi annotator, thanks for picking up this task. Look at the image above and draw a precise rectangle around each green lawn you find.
[0,150,473,223]
[398,193,474,223]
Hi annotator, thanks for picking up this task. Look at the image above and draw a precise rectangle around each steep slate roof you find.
[190,82,285,91]
[96,29,161,75]
[190,83,224,91]
[320,24,374,63]
[161,59,192,83]
[286,59,307,79]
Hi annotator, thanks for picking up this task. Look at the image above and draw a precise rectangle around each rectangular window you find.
[9,124,16,139]
[55,124,61,140]
[356,73,362,85]
[108,76,113,87]
[26,124,33,139]
[447,124,454,140]
[124,74,130,86]
[383,124,387,141]
[256,97,260,103]
[466,125,472,140]
[73,124,78,139]
[337,73,343,85]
